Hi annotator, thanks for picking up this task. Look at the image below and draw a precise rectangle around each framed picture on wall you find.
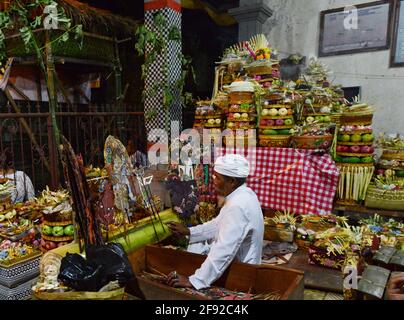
[391,0,404,67]
[319,1,394,57]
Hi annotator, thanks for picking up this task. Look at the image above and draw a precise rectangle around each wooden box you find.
[128,245,304,300]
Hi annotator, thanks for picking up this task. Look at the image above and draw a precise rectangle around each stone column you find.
[144,0,182,145]
[228,0,273,41]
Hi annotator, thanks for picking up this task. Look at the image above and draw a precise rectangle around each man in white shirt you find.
[166,154,264,290]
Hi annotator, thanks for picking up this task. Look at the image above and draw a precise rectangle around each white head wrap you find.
[214,154,250,178]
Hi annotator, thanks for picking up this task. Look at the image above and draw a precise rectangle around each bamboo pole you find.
[45,31,61,188]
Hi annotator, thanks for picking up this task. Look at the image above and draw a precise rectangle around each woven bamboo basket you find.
[365,184,404,211]
[290,135,333,150]
[259,135,291,148]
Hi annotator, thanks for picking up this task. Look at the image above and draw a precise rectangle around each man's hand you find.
[166,221,190,237]
[387,273,404,300]
[166,271,193,288]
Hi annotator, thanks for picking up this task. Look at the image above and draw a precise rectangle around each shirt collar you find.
[225,183,247,201]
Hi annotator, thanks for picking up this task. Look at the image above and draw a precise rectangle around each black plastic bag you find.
[85,243,134,287]
[58,253,104,292]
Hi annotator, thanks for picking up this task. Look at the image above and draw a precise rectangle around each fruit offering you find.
[40,221,75,252]
[0,239,38,265]
[194,101,224,130]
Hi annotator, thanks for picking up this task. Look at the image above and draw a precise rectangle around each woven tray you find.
[42,235,74,242]
[291,135,333,150]
[263,104,293,109]
[381,153,404,161]
[195,115,223,120]
[337,163,375,168]
[337,152,374,157]
[227,108,255,114]
[43,220,73,227]
[338,141,374,146]
[227,117,256,122]
[245,65,272,76]
[259,135,291,148]
[260,125,293,130]
[204,123,222,128]
[34,287,125,300]
[261,115,294,120]
[265,93,283,101]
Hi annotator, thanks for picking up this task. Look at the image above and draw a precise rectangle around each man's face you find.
[213,171,226,196]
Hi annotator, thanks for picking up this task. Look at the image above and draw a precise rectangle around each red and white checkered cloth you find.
[211,147,340,215]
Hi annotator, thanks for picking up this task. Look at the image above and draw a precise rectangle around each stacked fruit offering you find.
[194,102,223,132]
[335,125,375,164]
[224,81,257,146]
[301,91,334,125]
[376,134,404,178]
[335,104,376,204]
[40,221,74,252]
[259,93,294,147]
[36,187,75,252]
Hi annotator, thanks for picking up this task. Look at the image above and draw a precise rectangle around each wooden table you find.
[333,204,404,219]
[281,249,344,293]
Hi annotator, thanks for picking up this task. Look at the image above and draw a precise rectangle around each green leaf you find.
[30,16,42,29]
[60,31,69,42]
[153,12,166,29]
[168,26,181,42]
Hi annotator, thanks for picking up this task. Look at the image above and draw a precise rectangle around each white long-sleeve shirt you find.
[188,184,264,290]
[2,171,35,203]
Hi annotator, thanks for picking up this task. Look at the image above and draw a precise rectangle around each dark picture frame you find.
[390,0,404,67]
[319,0,394,57]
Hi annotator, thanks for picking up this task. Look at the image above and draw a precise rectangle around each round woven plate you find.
[42,235,74,242]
